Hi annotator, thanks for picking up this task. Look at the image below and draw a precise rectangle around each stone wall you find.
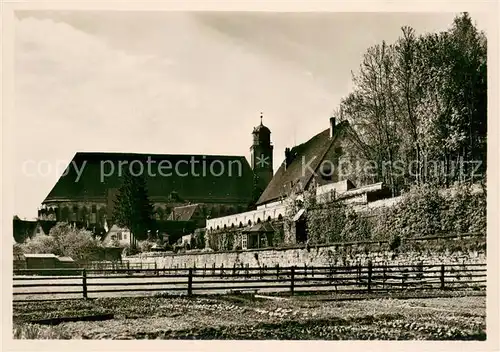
[126,233,486,269]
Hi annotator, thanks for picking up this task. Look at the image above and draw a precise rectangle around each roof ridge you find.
[256,122,348,205]
[74,151,249,159]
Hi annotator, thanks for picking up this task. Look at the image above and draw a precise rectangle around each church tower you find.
[250,113,274,192]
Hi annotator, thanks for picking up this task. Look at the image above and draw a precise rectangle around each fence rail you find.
[13,262,486,301]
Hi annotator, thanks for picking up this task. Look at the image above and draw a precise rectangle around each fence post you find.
[290,266,295,295]
[382,265,386,289]
[82,269,88,299]
[440,264,445,290]
[402,268,408,289]
[187,268,193,296]
[367,261,372,292]
[276,264,280,279]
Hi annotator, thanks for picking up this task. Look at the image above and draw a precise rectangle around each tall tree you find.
[340,12,486,191]
[113,166,154,246]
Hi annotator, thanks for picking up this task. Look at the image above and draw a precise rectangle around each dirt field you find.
[13,293,486,340]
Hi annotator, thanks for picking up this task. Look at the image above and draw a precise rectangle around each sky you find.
[12,11,489,219]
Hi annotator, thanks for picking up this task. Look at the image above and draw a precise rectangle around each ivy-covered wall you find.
[306,183,486,245]
[203,183,486,252]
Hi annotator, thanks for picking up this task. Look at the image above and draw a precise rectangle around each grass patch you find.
[13,323,72,339]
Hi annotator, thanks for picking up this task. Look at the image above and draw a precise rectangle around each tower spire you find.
[260,112,263,125]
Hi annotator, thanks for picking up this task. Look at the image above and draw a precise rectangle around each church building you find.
[38,117,275,230]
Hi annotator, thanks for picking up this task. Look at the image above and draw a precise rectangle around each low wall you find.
[125,233,486,269]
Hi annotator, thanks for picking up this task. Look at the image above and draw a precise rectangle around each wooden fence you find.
[13,262,486,301]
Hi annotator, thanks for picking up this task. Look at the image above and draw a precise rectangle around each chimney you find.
[329,117,336,138]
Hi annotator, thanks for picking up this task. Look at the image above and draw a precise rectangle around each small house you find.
[242,222,275,250]
[102,224,134,247]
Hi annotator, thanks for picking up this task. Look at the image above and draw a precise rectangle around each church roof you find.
[256,121,348,205]
[43,152,254,205]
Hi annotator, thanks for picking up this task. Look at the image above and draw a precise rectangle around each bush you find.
[389,234,401,251]
[372,183,486,240]
[13,242,25,259]
[306,202,347,244]
[21,234,59,256]
[19,223,104,261]
[137,240,156,253]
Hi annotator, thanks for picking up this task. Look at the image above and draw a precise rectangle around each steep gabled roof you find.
[43,152,254,205]
[168,204,199,221]
[257,122,348,205]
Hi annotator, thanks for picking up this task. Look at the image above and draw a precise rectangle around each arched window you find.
[257,218,261,224]
[267,216,272,222]
[278,214,283,221]
[216,225,220,230]
[239,222,243,228]
[231,223,235,228]
[224,224,227,229]
[248,220,252,226]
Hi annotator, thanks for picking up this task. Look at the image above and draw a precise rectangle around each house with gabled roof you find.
[257,117,350,207]
[167,203,208,228]
[206,116,392,246]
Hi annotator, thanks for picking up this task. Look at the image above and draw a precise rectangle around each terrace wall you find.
[126,233,486,269]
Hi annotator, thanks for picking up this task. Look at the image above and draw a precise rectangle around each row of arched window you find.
[39,205,107,224]
[209,214,283,232]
